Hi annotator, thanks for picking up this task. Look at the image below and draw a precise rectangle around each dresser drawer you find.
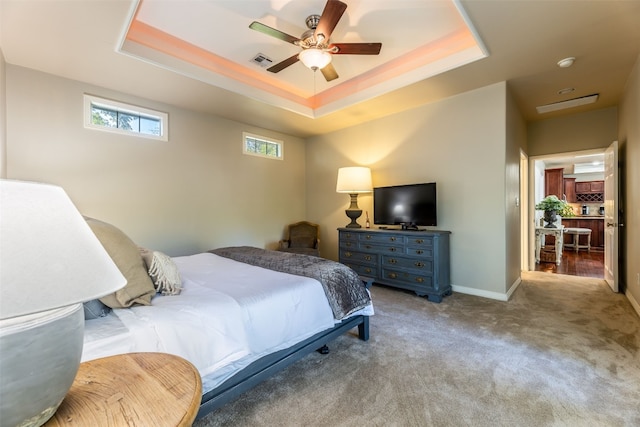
[342,262,377,277]
[358,241,404,254]
[381,268,434,288]
[339,250,377,266]
[382,255,433,272]
[339,239,357,250]
[358,232,406,245]
[406,236,433,248]
[404,247,433,259]
[339,231,359,243]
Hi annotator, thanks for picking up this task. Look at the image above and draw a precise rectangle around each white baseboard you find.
[626,290,640,318]
[452,284,510,301]
[452,277,521,302]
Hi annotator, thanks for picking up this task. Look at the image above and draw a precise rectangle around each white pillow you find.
[140,248,182,295]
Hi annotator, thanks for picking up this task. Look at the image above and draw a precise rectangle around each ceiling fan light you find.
[298,48,332,71]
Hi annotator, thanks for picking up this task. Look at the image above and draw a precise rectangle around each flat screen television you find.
[373,182,437,229]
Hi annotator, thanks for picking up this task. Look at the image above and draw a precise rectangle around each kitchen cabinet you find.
[575,181,604,194]
[575,180,605,202]
[562,218,604,248]
[564,178,576,202]
[545,168,564,198]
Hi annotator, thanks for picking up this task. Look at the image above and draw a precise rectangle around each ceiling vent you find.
[536,94,599,114]
[251,54,273,68]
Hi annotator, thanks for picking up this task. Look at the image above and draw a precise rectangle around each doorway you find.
[529,149,606,279]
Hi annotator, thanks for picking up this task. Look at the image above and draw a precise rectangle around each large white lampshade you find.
[336,167,372,228]
[298,48,332,71]
[0,179,126,427]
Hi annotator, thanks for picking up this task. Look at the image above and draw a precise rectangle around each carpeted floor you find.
[194,272,640,427]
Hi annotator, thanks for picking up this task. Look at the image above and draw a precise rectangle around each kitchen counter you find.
[565,216,604,220]
[561,217,605,248]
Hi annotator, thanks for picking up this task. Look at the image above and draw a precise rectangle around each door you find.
[604,140,619,292]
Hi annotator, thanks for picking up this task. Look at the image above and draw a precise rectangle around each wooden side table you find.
[535,227,564,265]
[45,353,202,427]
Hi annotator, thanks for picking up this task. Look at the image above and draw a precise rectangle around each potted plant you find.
[535,195,572,228]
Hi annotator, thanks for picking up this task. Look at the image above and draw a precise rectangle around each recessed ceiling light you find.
[557,87,575,95]
[557,57,575,68]
[536,93,599,114]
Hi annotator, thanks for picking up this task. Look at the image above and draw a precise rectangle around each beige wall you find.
[505,86,528,293]
[5,65,307,256]
[1,48,6,178]
[527,107,618,157]
[618,53,640,312]
[307,82,516,298]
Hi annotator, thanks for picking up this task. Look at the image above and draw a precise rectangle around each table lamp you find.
[0,180,126,427]
[336,167,372,228]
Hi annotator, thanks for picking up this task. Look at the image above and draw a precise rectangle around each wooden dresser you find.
[338,228,451,302]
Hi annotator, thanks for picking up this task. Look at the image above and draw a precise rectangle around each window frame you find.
[242,132,284,160]
[84,94,169,141]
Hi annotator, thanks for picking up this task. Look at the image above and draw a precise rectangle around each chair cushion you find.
[290,236,316,248]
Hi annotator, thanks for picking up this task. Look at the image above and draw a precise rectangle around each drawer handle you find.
[388,273,397,279]
[365,245,372,249]
[345,242,352,247]
[388,259,397,264]
[416,239,423,244]
[365,255,372,261]
[344,252,352,258]
[365,268,372,273]
[415,277,424,283]
[415,250,424,255]
[389,247,397,252]
[389,236,396,242]
[414,261,424,268]
[365,235,372,240]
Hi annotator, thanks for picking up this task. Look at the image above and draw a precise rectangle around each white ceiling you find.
[1,0,640,138]
[543,152,605,176]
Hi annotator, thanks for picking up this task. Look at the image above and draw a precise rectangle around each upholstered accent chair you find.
[278,221,320,257]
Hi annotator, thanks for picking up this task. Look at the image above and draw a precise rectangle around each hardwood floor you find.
[534,247,605,278]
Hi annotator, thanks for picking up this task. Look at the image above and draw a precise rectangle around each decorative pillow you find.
[85,217,156,308]
[140,248,182,295]
[83,299,111,320]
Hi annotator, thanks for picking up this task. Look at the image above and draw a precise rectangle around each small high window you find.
[84,94,168,141]
[243,132,283,160]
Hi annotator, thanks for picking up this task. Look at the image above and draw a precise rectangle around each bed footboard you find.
[197,314,369,420]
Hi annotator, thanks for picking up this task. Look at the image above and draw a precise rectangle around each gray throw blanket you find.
[210,246,370,320]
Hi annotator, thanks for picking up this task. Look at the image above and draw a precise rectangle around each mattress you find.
[83,252,373,393]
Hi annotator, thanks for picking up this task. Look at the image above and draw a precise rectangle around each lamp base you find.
[0,304,84,427]
[345,209,363,228]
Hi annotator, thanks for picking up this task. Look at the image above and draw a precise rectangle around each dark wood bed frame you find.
[196,314,370,420]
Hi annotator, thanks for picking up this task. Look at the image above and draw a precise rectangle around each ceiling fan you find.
[249,0,382,82]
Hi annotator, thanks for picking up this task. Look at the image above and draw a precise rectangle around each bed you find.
[80,219,373,420]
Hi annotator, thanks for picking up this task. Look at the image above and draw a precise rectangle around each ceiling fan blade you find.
[321,63,339,82]
[267,54,300,73]
[331,43,382,55]
[249,21,300,45]
[314,0,347,42]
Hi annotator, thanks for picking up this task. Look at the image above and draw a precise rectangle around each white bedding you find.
[83,252,373,392]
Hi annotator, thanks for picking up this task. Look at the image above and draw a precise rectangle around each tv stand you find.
[400,223,419,231]
[338,228,451,302]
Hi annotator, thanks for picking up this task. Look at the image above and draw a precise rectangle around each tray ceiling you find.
[120,0,487,118]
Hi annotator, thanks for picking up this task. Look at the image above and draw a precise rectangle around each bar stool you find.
[563,227,591,252]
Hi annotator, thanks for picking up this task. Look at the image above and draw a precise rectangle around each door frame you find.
[527,148,610,273]
[604,140,619,291]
